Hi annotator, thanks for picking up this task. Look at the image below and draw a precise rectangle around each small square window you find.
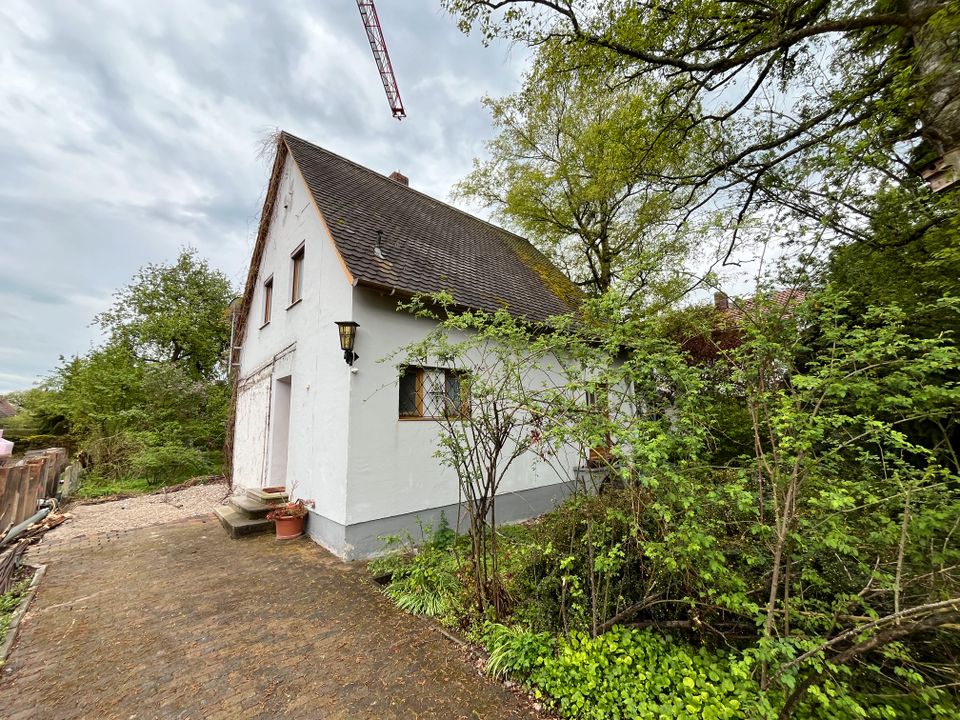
[262,277,273,326]
[291,245,304,304]
[399,366,469,419]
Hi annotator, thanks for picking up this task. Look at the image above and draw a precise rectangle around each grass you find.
[74,475,162,499]
[73,451,224,499]
[0,577,33,648]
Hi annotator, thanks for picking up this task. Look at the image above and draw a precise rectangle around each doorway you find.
[269,375,292,488]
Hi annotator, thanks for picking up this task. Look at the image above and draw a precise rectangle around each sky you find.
[0,0,529,392]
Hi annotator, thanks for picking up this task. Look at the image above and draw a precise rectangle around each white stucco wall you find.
[232,153,584,557]
[344,289,578,527]
[232,153,354,526]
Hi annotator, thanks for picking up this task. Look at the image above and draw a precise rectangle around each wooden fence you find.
[0,448,73,531]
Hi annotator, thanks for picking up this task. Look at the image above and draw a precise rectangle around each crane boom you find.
[355,1,406,120]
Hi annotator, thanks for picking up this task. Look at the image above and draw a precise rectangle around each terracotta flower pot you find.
[274,514,306,540]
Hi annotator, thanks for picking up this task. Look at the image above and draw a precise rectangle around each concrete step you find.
[228,494,276,519]
[214,506,273,538]
[246,487,288,505]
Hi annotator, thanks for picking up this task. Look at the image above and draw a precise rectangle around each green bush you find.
[370,516,465,621]
[479,623,959,720]
[83,431,145,480]
[129,442,210,484]
[10,434,68,453]
[478,621,555,678]
[529,628,770,720]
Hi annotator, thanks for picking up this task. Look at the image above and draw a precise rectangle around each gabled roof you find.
[281,132,582,322]
[723,289,806,323]
[0,399,17,418]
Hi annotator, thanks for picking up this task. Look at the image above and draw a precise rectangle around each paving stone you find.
[0,516,538,719]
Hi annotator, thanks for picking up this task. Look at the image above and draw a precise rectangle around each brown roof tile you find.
[724,289,806,322]
[282,132,582,322]
[0,399,17,418]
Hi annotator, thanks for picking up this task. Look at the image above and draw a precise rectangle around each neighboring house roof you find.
[0,399,17,418]
[717,289,806,323]
[680,289,808,362]
[281,132,582,322]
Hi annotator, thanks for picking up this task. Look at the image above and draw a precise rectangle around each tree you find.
[27,249,233,486]
[826,183,960,340]
[726,292,960,707]
[445,1,960,261]
[95,247,233,379]
[394,297,543,616]
[394,286,960,714]
[456,59,700,299]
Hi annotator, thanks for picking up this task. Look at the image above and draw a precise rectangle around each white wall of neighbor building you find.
[344,288,579,528]
[231,152,354,527]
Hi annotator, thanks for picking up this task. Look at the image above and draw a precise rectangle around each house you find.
[0,399,18,419]
[224,132,583,559]
[714,289,806,323]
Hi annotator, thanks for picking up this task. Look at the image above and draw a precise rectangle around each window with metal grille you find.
[399,366,469,419]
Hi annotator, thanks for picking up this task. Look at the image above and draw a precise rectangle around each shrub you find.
[478,621,555,678]
[84,431,145,479]
[527,628,771,720]
[370,516,465,621]
[478,624,959,720]
[129,443,210,484]
[10,434,68,453]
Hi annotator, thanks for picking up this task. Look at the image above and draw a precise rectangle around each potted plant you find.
[266,498,315,540]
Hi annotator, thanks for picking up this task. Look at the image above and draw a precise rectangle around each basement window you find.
[399,366,469,419]
[290,243,305,305]
[262,276,273,326]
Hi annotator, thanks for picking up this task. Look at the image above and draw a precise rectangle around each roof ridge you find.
[280,130,550,253]
[278,131,582,321]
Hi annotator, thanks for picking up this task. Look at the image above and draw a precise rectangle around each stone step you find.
[246,487,288,504]
[228,494,276,519]
[214,506,273,538]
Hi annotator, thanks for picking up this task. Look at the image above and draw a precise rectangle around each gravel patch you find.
[45,484,231,543]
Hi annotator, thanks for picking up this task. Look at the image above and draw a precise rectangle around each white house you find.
[224,132,584,559]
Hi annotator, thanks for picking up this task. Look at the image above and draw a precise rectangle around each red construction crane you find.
[355,1,406,120]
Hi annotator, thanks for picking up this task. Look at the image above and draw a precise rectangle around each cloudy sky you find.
[0,0,528,392]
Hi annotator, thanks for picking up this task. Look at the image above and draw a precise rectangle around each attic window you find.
[399,366,469,419]
[290,244,305,305]
[262,276,273,326]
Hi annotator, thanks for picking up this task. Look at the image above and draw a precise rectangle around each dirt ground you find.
[0,516,539,719]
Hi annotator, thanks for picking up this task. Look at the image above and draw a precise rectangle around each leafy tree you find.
[24,249,232,488]
[95,247,233,379]
[393,295,545,616]
[389,286,960,715]
[456,59,700,299]
[445,0,960,262]
[827,184,960,340]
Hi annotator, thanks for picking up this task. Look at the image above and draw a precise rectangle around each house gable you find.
[233,135,356,356]
[282,132,583,322]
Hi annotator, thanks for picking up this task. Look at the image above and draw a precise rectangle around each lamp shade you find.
[335,321,359,352]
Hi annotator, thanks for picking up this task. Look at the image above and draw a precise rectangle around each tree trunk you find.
[912,0,960,158]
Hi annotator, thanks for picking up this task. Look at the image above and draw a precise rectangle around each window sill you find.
[287,298,303,310]
[398,416,469,422]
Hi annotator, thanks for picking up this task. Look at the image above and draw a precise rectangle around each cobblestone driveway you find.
[0,516,538,719]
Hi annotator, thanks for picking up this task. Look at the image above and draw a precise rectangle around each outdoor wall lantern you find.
[335,321,359,365]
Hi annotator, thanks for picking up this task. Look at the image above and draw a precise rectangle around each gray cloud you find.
[0,0,527,391]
